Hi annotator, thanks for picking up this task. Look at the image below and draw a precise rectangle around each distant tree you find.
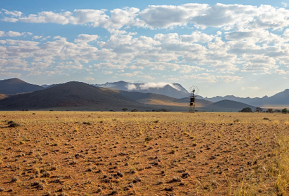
[122,108,128,112]
[131,109,138,112]
[156,108,169,112]
[275,109,281,113]
[255,107,263,113]
[282,108,288,114]
[240,107,253,112]
[266,108,274,113]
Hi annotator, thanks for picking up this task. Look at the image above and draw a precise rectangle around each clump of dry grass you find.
[274,134,289,195]
[1,111,288,195]
[7,121,20,127]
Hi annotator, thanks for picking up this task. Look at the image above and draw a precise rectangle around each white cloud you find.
[126,83,136,90]
[72,9,109,26]
[139,82,177,90]
[1,9,22,17]
[184,74,217,83]
[119,71,141,77]
[282,2,288,7]
[32,36,43,40]
[104,71,113,75]
[0,31,31,37]
[6,31,24,37]
[241,55,277,72]
[141,75,155,80]
[19,11,73,24]
[2,4,289,83]
[85,77,95,81]
[225,31,254,40]
[0,31,5,37]
[191,3,257,28]
[140,4,209,28]
[74,34,99,43]
[110,7,141,29]
[217,75,242,83]
[241,86,260,90]
[2,17,19,22]
[180,31,213,43]
[57,61,83,70]
[0,71,21,77]
[2,3,289,32]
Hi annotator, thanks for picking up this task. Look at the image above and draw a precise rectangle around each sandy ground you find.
[0,111,288,195]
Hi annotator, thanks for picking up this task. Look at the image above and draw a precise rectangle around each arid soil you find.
[0,111,288,195]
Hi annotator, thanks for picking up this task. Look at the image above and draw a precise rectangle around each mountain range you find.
[96,81,190,99]
[0,78,288,111]
[0,78,44,95]
[204,90,289,107]
[0,81,151,111]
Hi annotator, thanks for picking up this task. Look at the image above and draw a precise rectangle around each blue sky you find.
[1,0,289,97]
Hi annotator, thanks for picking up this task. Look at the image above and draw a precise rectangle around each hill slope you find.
[100,88,212,108]
[205,89,289,107]
[202,100,256,112]
[0,81,154,111]
[0,78,44,95]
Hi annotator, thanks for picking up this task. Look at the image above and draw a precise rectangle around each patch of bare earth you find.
[0,111,288,195]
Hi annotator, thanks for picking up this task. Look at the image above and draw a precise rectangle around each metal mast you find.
[189,86,198,113]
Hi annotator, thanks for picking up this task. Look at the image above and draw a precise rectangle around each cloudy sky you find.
[1,0,289,97]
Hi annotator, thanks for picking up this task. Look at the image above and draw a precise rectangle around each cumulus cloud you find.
[139,82,180,90]
[1,3,289,84]
[0,31,5,37]
[119,71,141,77]
[282,2,288,7]
[225,31,254,40]
[32,35,43,40]
[126,83,137,90]
[0,31,31,37]
[2,3,289,32]
[110,7,142,29]
[85,77,95,81]
[241,86,260,90]
[1,9,22,17]
[6,31,24,37]
[19,11,73,24]
[217,75,242,83]
[140,4,208,28]
[191,4,257,28]
[184,74,217,83]
[180,31,213,43]
[104,71,113,75]
[74,34,99,43]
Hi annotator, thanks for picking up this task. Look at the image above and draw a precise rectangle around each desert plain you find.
[0,111,288,196]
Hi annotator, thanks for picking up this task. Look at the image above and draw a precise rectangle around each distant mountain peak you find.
[3,78,25,84]
[96,81,189,99]
[0,78,44,95]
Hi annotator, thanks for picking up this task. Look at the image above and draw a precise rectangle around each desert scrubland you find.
[0,111,288,195]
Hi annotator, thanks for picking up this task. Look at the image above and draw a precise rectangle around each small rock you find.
[164,186,174,191]
[133,176,141,183]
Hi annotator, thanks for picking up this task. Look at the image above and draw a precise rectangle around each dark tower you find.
[189,86,198,113]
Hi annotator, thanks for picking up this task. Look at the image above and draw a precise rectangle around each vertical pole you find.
[192,92,195,113]
[189,92,196,113]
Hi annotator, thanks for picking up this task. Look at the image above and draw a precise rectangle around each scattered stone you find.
[164,186,174,191]
[10,176,18,182]
[181,172,190,179]
[133,176,141,183]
